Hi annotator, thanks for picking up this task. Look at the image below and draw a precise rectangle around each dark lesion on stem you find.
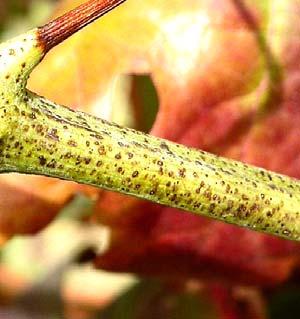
[37,0,127,53]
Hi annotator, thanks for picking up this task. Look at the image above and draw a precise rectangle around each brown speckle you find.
[132,171,139,178]
[96,161,103,167]
[68,140,77,147]
[98,146,106,155]
[115,153,122,160]
[38,156,47,166]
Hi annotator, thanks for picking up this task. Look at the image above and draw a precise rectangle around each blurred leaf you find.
[58,195,94,220]
[100,279,217,319]
[0,174,90,238]
[130,75,159,133]
[268,286,300,319]
[0,0,56,40]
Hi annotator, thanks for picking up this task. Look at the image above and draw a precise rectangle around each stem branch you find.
[38,0,127,53]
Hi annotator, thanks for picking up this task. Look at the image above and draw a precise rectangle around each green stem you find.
[0,0,299,241]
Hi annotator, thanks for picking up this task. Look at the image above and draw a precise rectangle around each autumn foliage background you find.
[1,0,300,318]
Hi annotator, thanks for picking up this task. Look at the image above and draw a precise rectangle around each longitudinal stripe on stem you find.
[38,0,127,53]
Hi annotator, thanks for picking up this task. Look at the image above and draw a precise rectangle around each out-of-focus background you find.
[1,0,300,318]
